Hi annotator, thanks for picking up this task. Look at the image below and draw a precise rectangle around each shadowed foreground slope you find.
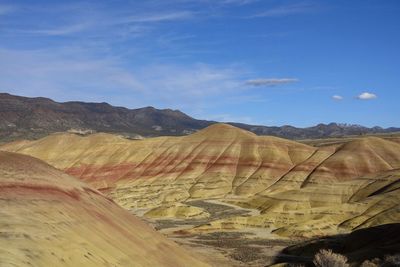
[0,151,208,267]
[275,223,400,265]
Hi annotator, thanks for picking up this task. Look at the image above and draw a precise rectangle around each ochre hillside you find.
[1,124,316,199]
[2,124,400,237]
[0,151,208,267]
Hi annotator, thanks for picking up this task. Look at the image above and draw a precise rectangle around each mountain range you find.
[1,92,399,142]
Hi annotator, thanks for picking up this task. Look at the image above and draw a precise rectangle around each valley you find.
[142,199,301,266]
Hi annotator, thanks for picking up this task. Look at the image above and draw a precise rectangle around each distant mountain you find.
[0,93,212,142]
[230,122,400,140]
[1,92,399,142]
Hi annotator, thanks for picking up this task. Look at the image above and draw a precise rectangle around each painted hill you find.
[0,151,208,267]
[0,124,315,200]
[2,124,400,238]
[1,92,399,143]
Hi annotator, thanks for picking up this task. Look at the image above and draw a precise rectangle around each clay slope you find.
[2,124,400,237]
[0,151,208,267]
[0,124,315,203]
[201,168,400,237]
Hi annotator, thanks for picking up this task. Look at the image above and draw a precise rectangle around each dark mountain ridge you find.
[1,92,399,142]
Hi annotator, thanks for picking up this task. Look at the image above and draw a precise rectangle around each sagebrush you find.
[313,249,349,267]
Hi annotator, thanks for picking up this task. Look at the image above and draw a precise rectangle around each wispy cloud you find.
[248,3,317,18]
[221,0,258,5]
[2,3,195,37]
[245,78,299,86]
[332,95,343,100]
[357,92,377,100]
[19,22,93,36]
[134,63,244,99]
[0,47,143,100]
[112,11,194,25]
[207,113,254,124]
[0,48,248,110]
[0,4,15,15]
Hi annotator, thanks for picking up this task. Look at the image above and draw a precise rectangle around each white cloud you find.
[245,78,298,86]
[357,92,377,100]
[332,95,343,100]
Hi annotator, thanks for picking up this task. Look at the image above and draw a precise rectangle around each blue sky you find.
[0,0,399,127]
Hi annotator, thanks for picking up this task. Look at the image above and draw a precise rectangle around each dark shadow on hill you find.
[272,224,400,266]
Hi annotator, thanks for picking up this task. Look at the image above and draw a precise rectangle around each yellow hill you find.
[0,151,208,267]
